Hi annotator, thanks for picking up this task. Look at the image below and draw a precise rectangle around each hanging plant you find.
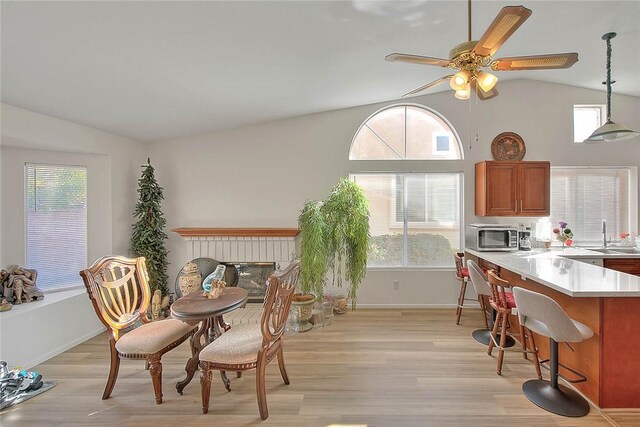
[298,178,370,308]
[130,158,169,296]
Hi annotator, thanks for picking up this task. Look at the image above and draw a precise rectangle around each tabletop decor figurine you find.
[553,221,574,248]
[202,265,226,299]
[151,289,170,321]
[178,261,202,296]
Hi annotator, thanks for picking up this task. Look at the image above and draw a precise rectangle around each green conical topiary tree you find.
[130,158,169,296]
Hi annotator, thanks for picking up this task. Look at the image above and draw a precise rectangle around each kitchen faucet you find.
[602,220,607,248]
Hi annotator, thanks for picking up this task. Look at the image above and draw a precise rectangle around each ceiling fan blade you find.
[473,6,532,57]
[490,53,579,71]
[402,75,453,97]
[473,81,499,101]
[386,53,451,67]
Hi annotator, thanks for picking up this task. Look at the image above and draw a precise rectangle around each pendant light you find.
[584,33,639,143]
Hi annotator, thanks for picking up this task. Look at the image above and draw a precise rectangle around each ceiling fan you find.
[386,0,579,100]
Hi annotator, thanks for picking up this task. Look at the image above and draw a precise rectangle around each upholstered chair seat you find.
[521,317,593,343]
[200,323,263,365]
[116,318,196,355]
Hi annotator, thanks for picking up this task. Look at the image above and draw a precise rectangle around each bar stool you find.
[486,270,542,378]
[513,287,593,417]
[453,252,473,325]
[467,260,501,346]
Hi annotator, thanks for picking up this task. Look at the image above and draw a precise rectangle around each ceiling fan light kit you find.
[583,32,639,143]
[386,1,578,101]
[476,70,498,92]
[450,70,471,90]
[454,83,471,100]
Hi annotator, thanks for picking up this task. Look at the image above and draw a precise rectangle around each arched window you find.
[349,104,463,268]
[350,104,463,160]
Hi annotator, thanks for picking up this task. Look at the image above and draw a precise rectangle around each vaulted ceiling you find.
[2,1,639,142]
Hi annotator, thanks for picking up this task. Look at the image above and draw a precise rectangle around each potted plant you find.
[297,178,370,309]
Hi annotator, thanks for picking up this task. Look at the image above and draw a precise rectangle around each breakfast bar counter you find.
[466,248,640,409]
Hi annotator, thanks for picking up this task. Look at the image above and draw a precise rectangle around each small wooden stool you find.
[454,252,474,325]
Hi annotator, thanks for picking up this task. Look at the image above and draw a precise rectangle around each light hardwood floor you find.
[2,308,639,426]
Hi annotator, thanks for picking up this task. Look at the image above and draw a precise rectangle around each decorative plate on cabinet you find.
[491,132,526,161]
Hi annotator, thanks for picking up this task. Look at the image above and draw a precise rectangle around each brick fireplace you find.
[172,228,299,302]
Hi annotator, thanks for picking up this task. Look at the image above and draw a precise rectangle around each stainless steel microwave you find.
[465,224,519,251]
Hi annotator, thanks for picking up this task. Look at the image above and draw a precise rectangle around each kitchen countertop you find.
[465,247,640,297]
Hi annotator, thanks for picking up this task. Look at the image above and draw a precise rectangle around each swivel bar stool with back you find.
[513,287,594,417]
[466,260,493,345]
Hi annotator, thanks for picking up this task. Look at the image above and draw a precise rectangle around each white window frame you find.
[573,104,606,143]
[349,103,464,160]
[24,162,88,293]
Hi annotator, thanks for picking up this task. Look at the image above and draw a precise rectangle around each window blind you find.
[550,167,631,244]
[25,164,87,291]
[352,173,462,268]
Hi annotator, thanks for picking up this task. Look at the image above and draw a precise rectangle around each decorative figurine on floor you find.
[3,265,43,304]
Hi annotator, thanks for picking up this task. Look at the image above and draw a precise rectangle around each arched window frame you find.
[349,103,464,161]
[349,103,464,269]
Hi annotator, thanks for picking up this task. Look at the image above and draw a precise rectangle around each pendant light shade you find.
[584,121,639,142]
[583,33,638,143]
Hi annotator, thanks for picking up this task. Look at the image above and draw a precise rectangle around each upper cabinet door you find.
[475,161,550,217]
[476,162,518,216]
[518,162,550,216]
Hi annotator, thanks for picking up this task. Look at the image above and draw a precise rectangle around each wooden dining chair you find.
[486,270,542,378]
[199,260,301,420]
[80,255,197,404]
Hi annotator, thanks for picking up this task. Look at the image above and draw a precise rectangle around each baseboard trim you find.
[24,326,106,369]
[357,304,466,309]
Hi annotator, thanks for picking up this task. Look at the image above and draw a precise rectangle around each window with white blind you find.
[352,173,462,267]
[25,164,87,291]
[550,167,634,245]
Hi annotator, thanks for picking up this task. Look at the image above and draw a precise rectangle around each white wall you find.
[1,104,148,260]
[0,103,147,367]
[148,79,640,307]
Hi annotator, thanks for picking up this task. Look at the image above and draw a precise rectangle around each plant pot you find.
[286,293,315,333]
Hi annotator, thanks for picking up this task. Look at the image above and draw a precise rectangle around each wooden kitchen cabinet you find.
[603,259,640,276]
[475,161,550,216]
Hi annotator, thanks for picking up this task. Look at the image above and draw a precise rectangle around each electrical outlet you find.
[393,280,400,290]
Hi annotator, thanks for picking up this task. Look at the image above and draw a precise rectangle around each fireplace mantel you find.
[173,227,299,265]
[172,227,300,238]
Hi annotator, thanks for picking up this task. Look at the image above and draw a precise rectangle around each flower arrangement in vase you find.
[553,221,574,248]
